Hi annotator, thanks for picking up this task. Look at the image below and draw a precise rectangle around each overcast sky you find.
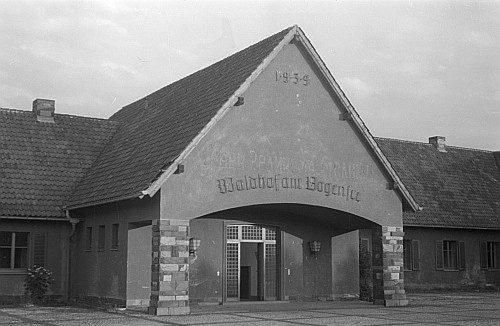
[0,0,498,150]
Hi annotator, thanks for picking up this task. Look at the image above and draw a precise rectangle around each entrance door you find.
[225,225,279,302]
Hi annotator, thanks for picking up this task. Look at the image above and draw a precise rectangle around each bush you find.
[25,266,54,304]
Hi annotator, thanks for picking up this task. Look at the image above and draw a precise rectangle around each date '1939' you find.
[276,70,310,86]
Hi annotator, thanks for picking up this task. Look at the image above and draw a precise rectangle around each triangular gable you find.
[144,26,420,212]
[68,25,420,212]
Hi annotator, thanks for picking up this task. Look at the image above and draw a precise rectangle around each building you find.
[1,26,498,314]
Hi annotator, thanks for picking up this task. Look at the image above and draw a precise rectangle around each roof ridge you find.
[0,107,117,122]
[375,136,495,153]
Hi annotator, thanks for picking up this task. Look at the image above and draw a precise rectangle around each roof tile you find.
[0,109,118,217]
[376,137,500,229]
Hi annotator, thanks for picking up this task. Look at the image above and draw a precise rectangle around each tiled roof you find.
[376,137,500,229]
[67,26,294,208]
[0,109,118,217]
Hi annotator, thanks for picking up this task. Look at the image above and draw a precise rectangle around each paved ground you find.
[0,292,498,326]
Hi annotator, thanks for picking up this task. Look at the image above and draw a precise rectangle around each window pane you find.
[487,242,499,269]
[15,232,29,247]
[0,232,12,247]
[226,225,238,240]
[242,225,262,240]
[14,248,28,268]
[443,241,457,269]
[0,248,12,268]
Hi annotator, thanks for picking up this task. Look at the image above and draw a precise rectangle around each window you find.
[436,240,465,271]
[0,231,29,269]
[481,241,499,270]
[111,224,119,250]
[98,225,106,250]
[403,239,420,271]
[85,227,93,251]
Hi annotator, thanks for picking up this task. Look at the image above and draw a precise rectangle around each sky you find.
[0,0,498,150]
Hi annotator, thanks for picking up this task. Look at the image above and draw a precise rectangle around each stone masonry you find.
[149,219,190,315]
[372,225,408,307]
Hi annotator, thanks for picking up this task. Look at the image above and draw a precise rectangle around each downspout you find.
[65,210,79,302]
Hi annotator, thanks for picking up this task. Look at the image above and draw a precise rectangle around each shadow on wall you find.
[359,242,372,301]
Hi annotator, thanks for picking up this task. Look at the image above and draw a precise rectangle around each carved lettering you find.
[217,175,361,203]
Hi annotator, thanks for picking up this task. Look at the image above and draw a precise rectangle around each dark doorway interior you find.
[240,242,261,300]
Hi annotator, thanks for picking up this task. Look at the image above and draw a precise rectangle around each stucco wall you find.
[69,195,159,304]
[159,42,402,227]
[0,220,69,302]
[404,226,500,290]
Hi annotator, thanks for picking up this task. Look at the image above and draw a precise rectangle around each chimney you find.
[33,99,55,123]
[429,136,446,152]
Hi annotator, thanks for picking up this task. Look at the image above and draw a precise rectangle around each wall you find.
[0,219,70,303]
[69,195,159,305]
[404,226,500,290]
[332,230,359,297]
[159,41,403,228]
[189,206,365,302]
[126,224,152,307]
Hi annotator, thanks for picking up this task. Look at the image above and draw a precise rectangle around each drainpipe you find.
[65,210,79,302]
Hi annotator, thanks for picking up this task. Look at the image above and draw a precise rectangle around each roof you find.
[0,108,118,218]
[376,137,500,229]
[67,26,294,208]
[68,25,420,211]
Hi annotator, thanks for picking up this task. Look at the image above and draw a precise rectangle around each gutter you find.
[0,215,72,221]
[65,211,79,302]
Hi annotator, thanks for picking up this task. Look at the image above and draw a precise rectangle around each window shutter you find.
[480,242,487,269]
[412,240,420,270]
[436,240,443,270]
[32,233,47,268]
[458,241,466,270]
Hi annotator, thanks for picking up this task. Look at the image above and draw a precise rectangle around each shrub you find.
[25,266,54,303]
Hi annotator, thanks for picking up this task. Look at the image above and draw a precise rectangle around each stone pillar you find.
[372,225,408,307]
[149,219,190,315]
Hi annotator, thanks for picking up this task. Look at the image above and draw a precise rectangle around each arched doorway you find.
[188,203,378,304]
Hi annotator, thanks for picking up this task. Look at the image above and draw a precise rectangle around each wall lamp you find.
[189,238,201,256]
[309,241,321,259]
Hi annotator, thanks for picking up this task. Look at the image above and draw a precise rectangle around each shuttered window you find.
[85,227,92,251]
[412,240,420,270]
[403,239,412,270]
[111,224,119,250]
[403,239,420,271]
[436,240,444,270]
[0,231,29,269]
[436,240,465,271]
[98,225,105,250]
[459,241,466,270]
[32,233,47,267]
[480,241,499,270]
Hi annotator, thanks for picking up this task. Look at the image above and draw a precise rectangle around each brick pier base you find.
[372,226,408,307]
[149,219,190,315]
